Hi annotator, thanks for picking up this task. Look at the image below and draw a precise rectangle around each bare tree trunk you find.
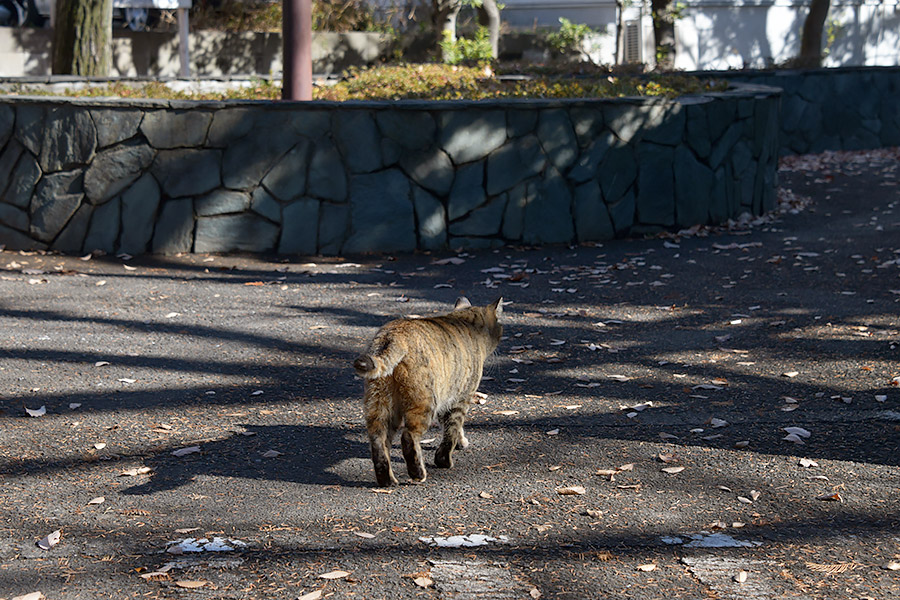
[651,0,676,70]
[798,0,831,67]
[480,0,501,59]
[433,0,462,56]
[52,0,112,76]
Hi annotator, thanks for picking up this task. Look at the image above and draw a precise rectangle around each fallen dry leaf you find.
[661,466,685,474]
[119,466,151,477]
[413,576,433,588]
[87,496,105,505]
[884,561,900,571]
[735,570,749,583]
[556,486,586,496]
[11,593,44,600]
[816,492,844,502]
[783,371,799,378]
[171,446,201,457]
[36,530,60,550]
[25,406,46,417]
[319,570,351,580]
[262,450,283,458]
[352,531,375,539]
[637,564,656,572]
[479,491,494,499]
[297,591,323,600]
[174,580,206,589]
[799,458,819,468]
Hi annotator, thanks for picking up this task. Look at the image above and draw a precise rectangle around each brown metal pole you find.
[283,0,312,100]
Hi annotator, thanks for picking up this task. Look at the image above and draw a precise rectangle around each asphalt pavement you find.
[0,148,898,600]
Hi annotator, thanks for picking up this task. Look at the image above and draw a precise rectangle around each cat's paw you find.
[434,449,454,468]
[459,433,470,449]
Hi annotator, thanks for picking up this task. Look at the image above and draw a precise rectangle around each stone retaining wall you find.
[718,67,900,156]
[0,83,779,255]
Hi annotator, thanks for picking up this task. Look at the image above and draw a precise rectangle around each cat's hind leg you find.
[400,406,431,483]
[435,400,469,468]
[364,379,399,487]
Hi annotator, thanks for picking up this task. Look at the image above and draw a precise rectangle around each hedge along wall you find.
[0,83,780,256]
[718,67,900,156]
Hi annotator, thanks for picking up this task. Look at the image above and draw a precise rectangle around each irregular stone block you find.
[30,170,84,242]
[502,181,536,241]
[413,186,446,250]
[152,198,194,254]
[0,223,43,251]
[381,138,401,166]
[448,162,485,221]
[222,118,297,190]
[140,110,212,149]
[0,202,28,232]
[15,104,44,156]
[307,139,347,202]
[251,187,282,223]
[607,188,635,234]
[287,110,331,140]
[196,189,250,216]
[570,107,604,148]
[279,198,319,254]
[84,139,155,204]
[537,109,578,170]
[605,103,647,142]
[642,104,685,146]
[152,149,221,198]
[376,111,435,150]
[685,101,713,159]
[706,99,736,140]
[0,105,13,148]
[52,203,92,253]
[40,106,97,172]
[574,181,614,242]
[262,139,312,201]
[637,143,675,227]
[91,109,143,148]
[599,145,637,204]
[0,139,24,197]
[343,169,415,254]
[318,201,349,255]
[439,110,506,164]
[708,167,728,223]
[708,123,742,169]
[523,170,574,244]
[400,146,454,197]
[449,236,503,250]
[195,214,279,253]
[507,109,538,139]
[674,146,713,228]
[487,135,546,195]
[568,132,615,184]
[120,174,160,255]
[333,110,382,174]
[731,140,753,176]
[207,108,254,147]
[83,197,121,253]
[4,151,41,209]
[449,195,506,237]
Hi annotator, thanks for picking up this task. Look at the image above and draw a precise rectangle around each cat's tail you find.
[354,339,406,379]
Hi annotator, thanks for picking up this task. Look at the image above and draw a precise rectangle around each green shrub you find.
[546,18,594,56]
[440,27,494,66]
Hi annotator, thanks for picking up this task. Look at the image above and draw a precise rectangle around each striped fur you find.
[356,297,503,487]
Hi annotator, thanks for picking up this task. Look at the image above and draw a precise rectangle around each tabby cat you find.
[354,297,503,487]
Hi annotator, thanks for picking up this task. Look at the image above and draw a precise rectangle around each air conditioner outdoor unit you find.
[623,20,642,63]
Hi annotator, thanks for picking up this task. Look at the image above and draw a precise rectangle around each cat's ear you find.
[454,297,472,310]
[490,297,504,317]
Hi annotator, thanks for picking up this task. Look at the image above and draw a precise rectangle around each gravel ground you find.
[1,148,899,600]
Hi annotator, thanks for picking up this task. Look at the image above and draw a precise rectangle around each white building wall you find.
[499,0,900,68]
